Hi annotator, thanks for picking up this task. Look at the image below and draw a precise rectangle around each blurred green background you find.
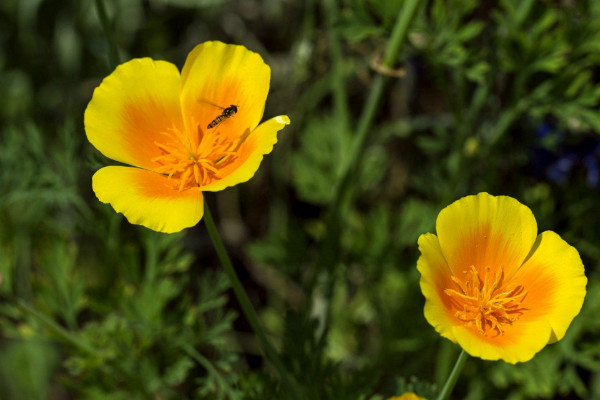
[1,0,600,399]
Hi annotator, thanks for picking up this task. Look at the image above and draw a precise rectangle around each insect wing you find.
[197,99,226,110]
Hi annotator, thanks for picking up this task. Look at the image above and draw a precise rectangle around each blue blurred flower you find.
[535,121,553,138]
[546,153,577,186]
[583,153,599,188]
[531,120,600,188]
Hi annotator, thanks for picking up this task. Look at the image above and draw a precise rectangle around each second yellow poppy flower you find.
[417,193,586,364]
[388,393,426,400]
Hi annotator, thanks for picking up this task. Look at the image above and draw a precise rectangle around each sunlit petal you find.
[417,233,458,343]
[512,231,587,342]
[200,115,290,191]
[93,166,203,233]
[180,41,270,141]
[436,192,537,280]
[453,318,552,364]
[85,58,183,170]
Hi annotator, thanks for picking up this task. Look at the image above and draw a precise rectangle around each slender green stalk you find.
[18,300,153,396]
[180,343,231,393]
[17,300,98,356]
[317,0,425,270]
[203,203,303,399]
[94,0,120,69]
[434,341,456,388]
[515,0,535,27]
[323,0,350,130]
[349,0,423,168]
[436,349,468,400]
[14,232,32,301]
[313,0,425,339]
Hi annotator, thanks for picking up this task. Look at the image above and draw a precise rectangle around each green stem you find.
[434,341,455,388]
[94,0,120,69]
[180,343,231,393]
[202,203,303,399]
[323,0,350,130]
[17,300,153,396]
[382,0,423,67]
[143,233,159,283]
[346,0,423,175]
[318,0,425,269]
[313,0,424,336]
[17,300,98,356]
[14,232,32,301]
[436,349,468,400]
[515,0,535,27]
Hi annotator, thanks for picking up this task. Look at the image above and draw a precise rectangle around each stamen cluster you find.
[152,124,239,190]
[444,265,528,336]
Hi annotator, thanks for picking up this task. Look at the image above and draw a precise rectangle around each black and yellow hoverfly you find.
[207,104,238,130]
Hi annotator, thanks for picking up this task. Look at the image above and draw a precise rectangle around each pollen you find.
[444,265,528,336]
[151,123,241,190]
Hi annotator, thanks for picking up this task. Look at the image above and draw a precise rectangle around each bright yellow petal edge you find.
[180,40,270,136]
[388,393,427,400]
[417,192,587,364]
[200,115,291,192]
[92,166,204,234]
[417,233,458,343]
[84,58,184,170]
[435,192,538,279]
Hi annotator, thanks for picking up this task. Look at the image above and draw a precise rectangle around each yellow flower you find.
[388,393,426,400]
[84,41,290,233]
[417,193,586,363]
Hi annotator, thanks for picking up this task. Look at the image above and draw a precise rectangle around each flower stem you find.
[16,299,98,356]
[202,202,303,399]
[343,0,423,184]
[313,0,424,338]
[17,299,153,396]
[323,0,350,130]
[94,0,120,69]
[436,349,468,400]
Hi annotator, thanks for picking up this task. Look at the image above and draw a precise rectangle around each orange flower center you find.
[152,124,243,190]
[444,265,528,336]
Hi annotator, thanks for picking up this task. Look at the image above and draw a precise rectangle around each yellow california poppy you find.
[388,393,426,400]
[85,41,290,233]
[417,192,586,364]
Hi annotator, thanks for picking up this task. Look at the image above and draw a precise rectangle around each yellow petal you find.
[84,58,184,169]
[388,393,427,400]
[180,41,270,139]
[452,318,552,364]
[92,166,203,233]
[436,192,537,280]
[511,231,587,343]
[418,231,556,363]
[199,115,290,191]
[417,233,458,343]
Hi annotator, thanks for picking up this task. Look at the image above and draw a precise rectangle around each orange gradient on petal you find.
[417,193,587,363]
[120,99,185,168]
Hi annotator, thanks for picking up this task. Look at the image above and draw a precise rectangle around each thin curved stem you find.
[203,202,303,399]
[94,0,120,69]
[313,0,425,340]
[436,349,468,400]
[16,299,98,356]
[323,0,350,130]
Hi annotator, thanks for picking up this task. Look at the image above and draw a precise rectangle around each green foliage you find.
[2,0,600,399]
[292,115,388,204]
[0,120,239,398]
